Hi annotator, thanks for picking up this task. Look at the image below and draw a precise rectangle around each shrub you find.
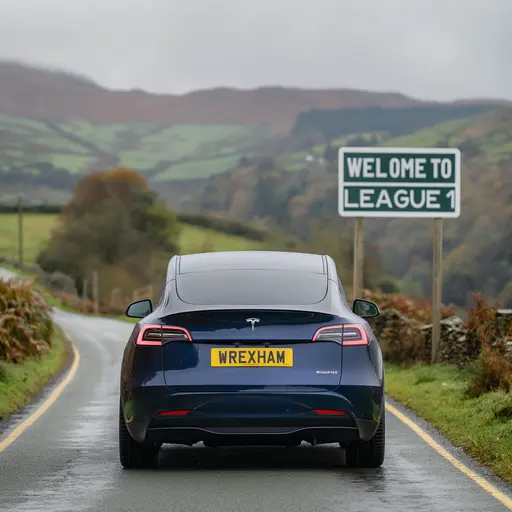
[51,290,124,316]
[42,271,76,294]
[466,293,496,331]
[0,278,53,363]
[465,293,512,397]
[362,289,454,324]
[376,276,401,294]
[370,308,427,364]
[467,348,512,397]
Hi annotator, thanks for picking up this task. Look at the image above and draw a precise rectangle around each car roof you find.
[176,251,326,275]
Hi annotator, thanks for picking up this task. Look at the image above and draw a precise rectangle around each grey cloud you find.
[0,0,510,100]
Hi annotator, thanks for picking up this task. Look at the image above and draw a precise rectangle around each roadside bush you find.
[376,276,401,294]
[467,348,512,397]
[51,290,124,316]
[0,278,53,363]
[42,271,76,294]
[466,293,512,397]
[369,308,427,364]
[23,263,44,274]
[363,289,454,324]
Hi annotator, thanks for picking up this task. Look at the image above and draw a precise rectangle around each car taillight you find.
[135,324,192,346]
[312,324,368,346]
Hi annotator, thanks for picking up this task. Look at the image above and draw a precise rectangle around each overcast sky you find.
[0,0,510,100]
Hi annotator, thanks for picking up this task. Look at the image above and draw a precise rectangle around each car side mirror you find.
[352,298,379,318]
[126,298,153,318]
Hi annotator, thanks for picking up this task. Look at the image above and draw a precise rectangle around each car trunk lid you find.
[158,310,345,392]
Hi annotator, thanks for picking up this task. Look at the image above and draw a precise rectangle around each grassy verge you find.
[385,363,512,484]
[0,326,70,421]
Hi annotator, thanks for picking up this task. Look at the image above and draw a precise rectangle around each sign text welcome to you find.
[338,147,461,218]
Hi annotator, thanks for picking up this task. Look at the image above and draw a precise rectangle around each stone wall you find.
[370,307,512,366]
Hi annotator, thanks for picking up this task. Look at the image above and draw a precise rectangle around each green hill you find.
[1,103,506,206]
[0,114,276,182]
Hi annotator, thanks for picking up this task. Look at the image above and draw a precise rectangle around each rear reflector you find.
[312,324,368,346]
[135,324,192,346]
[158,410,190,416]
[314,409,346,415]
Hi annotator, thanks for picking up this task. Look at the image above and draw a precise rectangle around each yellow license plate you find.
[210,347,293,367]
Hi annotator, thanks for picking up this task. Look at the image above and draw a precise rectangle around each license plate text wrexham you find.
[210,347,293,367]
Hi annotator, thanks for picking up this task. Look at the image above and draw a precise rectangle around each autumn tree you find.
[37,168,180,300]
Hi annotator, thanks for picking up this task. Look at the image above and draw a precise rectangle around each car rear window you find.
[176,270,328,305]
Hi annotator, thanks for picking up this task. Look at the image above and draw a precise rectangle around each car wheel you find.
[344,409,385,468]
[119,402,160,469]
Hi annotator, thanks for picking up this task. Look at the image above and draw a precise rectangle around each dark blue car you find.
[119,250,385,469]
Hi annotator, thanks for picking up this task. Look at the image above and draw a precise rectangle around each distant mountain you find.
[1,60,508,130]
[1,60,511,209]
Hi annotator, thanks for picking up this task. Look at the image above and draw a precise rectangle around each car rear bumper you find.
[121,386,383,446]
[144,417,376,446]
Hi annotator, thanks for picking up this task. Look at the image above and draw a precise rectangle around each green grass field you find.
[0,213,267,263]
[385,363,512,485]
[0,213,58,262]
[0,115,275,180]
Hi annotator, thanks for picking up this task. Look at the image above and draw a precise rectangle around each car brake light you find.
[158,409,190,416]
[312,324,368,346]
[135,324,192,346]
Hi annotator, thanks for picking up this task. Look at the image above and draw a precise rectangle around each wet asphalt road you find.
[1,268,511,511]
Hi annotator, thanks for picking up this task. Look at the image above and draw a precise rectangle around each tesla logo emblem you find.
[246,318,260,331]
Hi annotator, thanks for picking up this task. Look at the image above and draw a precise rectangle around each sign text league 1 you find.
[338,147,461,218]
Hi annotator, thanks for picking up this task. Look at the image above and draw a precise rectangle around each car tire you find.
[119,402,160,469]
[344,409,385,468]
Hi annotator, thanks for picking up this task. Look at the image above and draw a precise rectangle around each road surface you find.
[1,267,511,512]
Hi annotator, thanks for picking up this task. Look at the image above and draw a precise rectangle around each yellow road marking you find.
[386,402,512,510]
[0,332,80,453]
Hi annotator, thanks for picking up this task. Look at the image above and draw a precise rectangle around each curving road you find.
[1,268,512,512]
